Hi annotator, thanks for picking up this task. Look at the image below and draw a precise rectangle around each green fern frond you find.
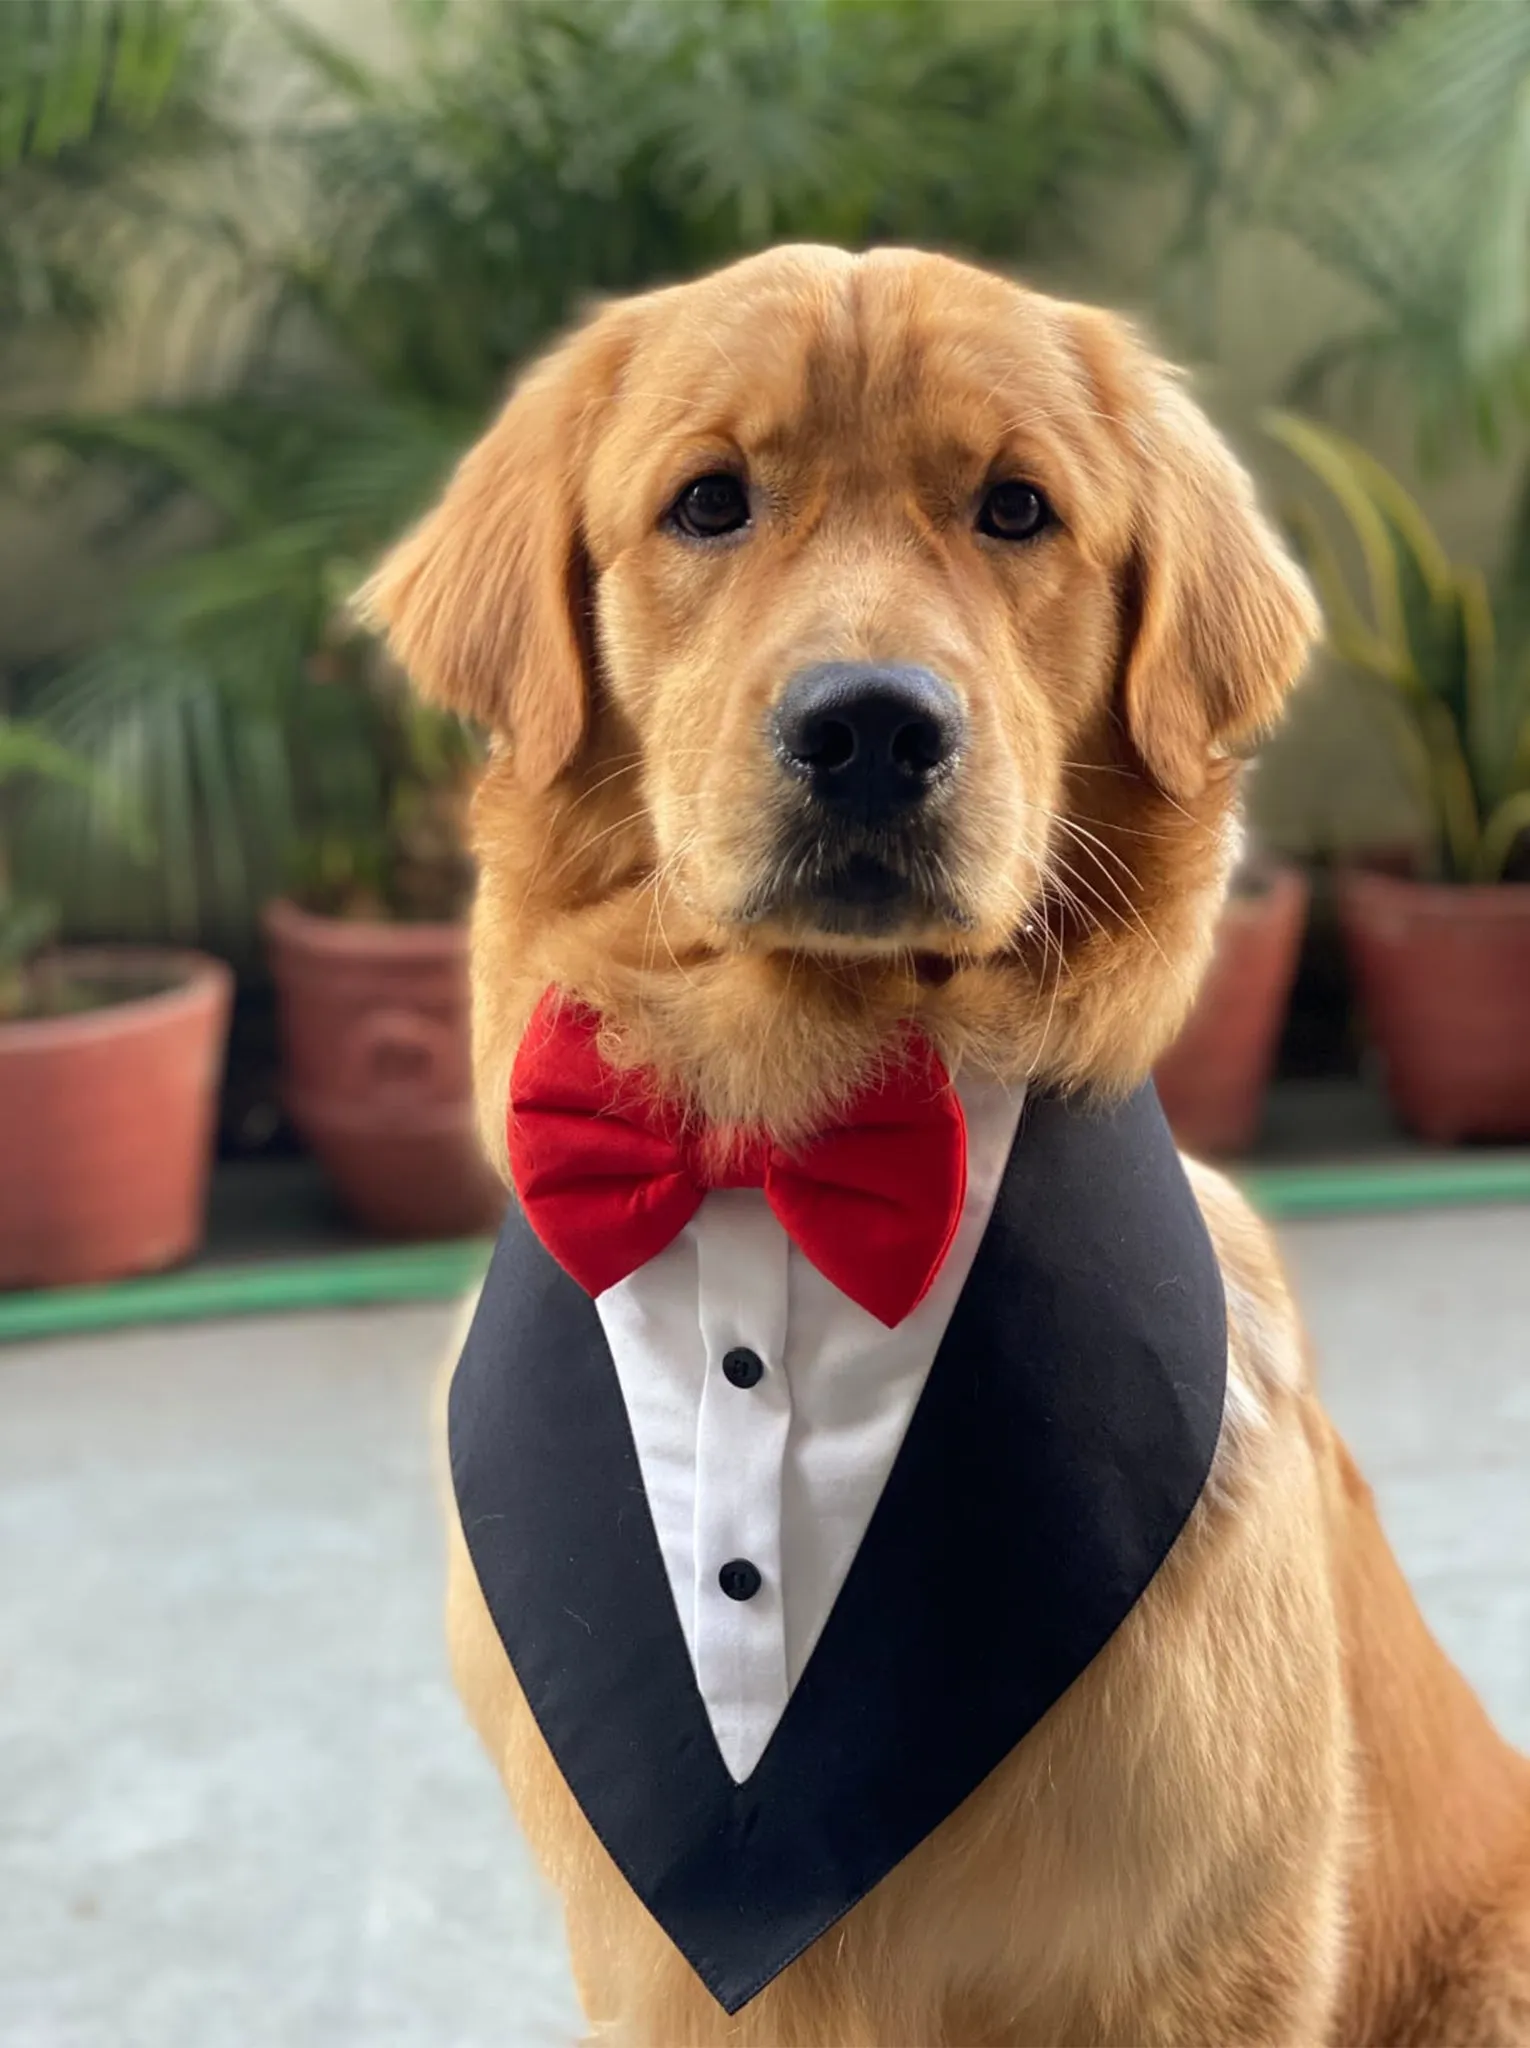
[1265,0,1530,443]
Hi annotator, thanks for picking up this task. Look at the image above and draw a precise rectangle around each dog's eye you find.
[668,472,751,540]
[977,481,1053,543]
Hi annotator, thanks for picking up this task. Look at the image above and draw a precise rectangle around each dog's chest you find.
[451,1081,1227,2014]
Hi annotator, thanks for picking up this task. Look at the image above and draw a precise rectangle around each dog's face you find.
[365,247,1315,1118]
[583,252,1137,957]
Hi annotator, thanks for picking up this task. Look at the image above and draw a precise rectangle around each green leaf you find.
[1265,409,1419,668]
[256,0,382,105]
[1265,407,1530,878]
[0,895,61,993]
[1476,788,1530,879]
[0,718,96,793]
[1280,502,1402,677]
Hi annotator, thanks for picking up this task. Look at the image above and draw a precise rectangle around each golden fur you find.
[367,246,1530,2045]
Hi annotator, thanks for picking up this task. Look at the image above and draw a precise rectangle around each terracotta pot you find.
[1154,866,1308,1157]
[0,950,232,1288]
[263,897,503,1238]
[1339,870,1530,1141]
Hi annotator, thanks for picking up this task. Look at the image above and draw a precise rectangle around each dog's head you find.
[363,247,1315,1133]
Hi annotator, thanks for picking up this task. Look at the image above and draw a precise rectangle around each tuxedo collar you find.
[451,1080,1226,2013]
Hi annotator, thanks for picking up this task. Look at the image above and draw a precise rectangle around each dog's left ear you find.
[357,304,635,792]
[1115,367,1319,804]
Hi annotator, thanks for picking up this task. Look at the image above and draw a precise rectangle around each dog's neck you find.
[466,756,1242,1165]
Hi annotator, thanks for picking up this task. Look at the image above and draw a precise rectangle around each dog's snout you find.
[773,663,965,822]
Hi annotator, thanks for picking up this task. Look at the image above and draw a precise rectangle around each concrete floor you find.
[1,1207,1527,2048]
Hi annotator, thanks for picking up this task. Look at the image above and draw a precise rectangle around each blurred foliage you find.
[1259,0,1530,456]
[266,0,1238,402]
[1270,411,1530,881]
[1247,0,1424,60]
[22,0,1512,948]
[287,630,482,923]
[0,717,122,1015]
[0,0,223,347]
[20,0,1270,950]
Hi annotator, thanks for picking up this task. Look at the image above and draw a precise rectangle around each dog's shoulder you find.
[1178,1154,1312,1493]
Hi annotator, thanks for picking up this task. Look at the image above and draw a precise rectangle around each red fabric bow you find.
[507,993,967,1328]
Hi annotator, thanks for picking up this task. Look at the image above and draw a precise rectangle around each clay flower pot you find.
[0,950,232,1289]
[263,897,503,1238]
[1154,865,1309,1157]
[1340,870,1530,1142]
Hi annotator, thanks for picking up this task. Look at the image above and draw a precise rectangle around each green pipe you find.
[1245,1155,1530,1218]
[2,1155,1528,1345]
[0,1240,492,1344]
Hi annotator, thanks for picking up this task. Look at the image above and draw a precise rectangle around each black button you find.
[722,1347,764,1389]
[718,1559,762,1602]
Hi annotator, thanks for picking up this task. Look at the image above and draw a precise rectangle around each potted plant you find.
[262,626,504,1238]
[1154,850,1309,1156]
[0,720,231,1287]
[1268,412,1530,1141]
[12,2,1373,1229]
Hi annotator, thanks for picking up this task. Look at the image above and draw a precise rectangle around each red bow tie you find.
[507,993,967,1328]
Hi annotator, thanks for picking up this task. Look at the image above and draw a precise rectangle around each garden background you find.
[6,0,1530,1302]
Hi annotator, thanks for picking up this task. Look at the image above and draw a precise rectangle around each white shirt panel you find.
[595,1075,1026,1783]
[592,1228,707,1639]
[691,1194,792,1780]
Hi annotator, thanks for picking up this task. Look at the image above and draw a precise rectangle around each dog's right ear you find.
[358,307,633,792]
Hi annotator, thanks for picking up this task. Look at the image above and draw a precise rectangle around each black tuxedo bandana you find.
[450,1080,1227,2013]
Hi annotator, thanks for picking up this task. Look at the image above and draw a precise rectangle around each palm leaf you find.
[0,0,225,342]
[0,717,97,791]
[21,631,303,949]
[0,0,212,169]
[1265,0,1530,440]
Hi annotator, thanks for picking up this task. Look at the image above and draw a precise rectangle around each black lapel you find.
[450,1081,1226,2014]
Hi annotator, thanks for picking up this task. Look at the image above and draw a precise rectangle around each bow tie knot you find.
[507,993,968,1327]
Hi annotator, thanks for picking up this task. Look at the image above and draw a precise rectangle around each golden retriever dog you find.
[364,246,1530,2046]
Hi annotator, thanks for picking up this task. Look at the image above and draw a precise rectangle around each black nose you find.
[773,663,965,823]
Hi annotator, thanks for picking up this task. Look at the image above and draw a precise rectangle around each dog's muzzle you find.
[752,662,969,937]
